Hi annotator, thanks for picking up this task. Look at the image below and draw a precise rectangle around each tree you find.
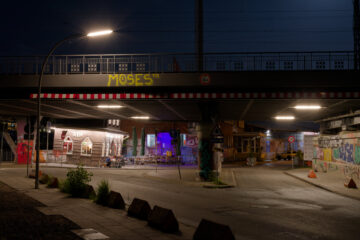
[132,127,137,157]
[140,128,145,156]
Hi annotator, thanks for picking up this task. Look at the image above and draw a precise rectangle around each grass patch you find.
[95,180,110,206]
[212,178,227,186]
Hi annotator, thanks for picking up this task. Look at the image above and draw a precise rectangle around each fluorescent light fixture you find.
[97,105,123,109]
[131,116,150,120]
[294,105,321,110]
[275,116,295,120]
[87,30,113,37]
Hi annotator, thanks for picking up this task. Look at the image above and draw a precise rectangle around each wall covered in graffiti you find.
[313,132,360,165]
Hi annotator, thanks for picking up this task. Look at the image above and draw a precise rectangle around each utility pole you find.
[354,0,360,70]
[195,0,204,72]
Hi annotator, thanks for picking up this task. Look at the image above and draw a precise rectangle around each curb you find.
[202,184,235,189]
[284,171,360,202]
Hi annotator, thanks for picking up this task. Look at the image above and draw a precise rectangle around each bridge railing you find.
[0,51,354,75]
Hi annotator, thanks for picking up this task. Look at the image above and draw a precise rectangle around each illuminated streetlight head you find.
[87,30,113,37]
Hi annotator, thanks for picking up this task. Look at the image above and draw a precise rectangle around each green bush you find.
[61,166,93,197]
[95,180,110,206]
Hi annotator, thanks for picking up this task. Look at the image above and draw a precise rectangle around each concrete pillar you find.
[197,102,218,180]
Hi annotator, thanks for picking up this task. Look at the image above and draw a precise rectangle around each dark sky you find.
[0,0,353,55]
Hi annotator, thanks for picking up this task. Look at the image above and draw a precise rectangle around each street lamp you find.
[35,29,114,189]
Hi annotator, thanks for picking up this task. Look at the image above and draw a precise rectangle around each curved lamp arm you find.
[35,33,84,189]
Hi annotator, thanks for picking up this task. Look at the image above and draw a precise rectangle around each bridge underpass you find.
[0,51,359,124]
[0,98,359,125]
[1,51,360,174]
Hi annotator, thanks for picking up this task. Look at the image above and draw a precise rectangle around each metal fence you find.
[0,51,354,75]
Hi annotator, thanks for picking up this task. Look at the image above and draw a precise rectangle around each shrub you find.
[47,177,59,188]
[39,174,50,184]
[59,178,70,193]
[95,180,110,206]
[62,166,93,197]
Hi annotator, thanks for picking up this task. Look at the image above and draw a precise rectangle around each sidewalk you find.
[0,181,81,240]
[144,168,237,187]
[0,170,194,240]
[284,167,360,201]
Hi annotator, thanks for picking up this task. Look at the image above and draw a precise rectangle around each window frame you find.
[81,137,93,156]
[63,136,73,155]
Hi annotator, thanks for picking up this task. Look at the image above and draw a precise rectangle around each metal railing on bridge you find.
[0,51,354,75]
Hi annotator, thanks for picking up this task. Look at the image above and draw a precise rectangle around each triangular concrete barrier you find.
[193,219,235,240]
[344,178,357,189]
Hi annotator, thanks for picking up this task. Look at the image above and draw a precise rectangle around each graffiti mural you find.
[314,133,360,165]
[323,148,332,162]
[339,143,354,163]
[355,145,360,165]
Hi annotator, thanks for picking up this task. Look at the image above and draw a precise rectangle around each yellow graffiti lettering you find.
[119,74,127,86]
[135,74,144,86]
[144,74,153,86]
[127,75,135,85]
[107,74,157,86]
[108,74,118,86]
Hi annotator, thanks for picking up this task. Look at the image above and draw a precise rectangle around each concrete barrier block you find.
[127,198,151,220]
[193,219,235,240]
[147,205,179,233]
[344,178,357,189]
[107,191,125,209]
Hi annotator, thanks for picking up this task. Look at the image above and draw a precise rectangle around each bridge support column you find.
[196,102,219,180]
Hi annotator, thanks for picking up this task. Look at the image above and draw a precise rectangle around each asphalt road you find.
[3,164,360,240]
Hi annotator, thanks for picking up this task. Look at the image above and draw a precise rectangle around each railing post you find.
[131,55,133,74]
[278,53,281,71]
[65,56,68,74]
[100,56,102,74]
[107,58,109,74]
[83,56,85,74]
[304,55,306,70]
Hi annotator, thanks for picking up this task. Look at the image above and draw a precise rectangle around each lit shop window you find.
[146,134,156,147]
[101,143,105,157]
[63,136,73,155]
[180,134,186,146]
[81,137,93,156]
[110,140,117,156]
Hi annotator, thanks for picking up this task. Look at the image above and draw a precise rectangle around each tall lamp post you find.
[35,29,114,189]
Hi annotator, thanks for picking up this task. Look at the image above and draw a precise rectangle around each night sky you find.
[0,0,353,56]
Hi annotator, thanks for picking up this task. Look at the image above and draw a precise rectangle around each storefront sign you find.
[107,74,159,87]
[61,131,67,140]
[185,135,198,147]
